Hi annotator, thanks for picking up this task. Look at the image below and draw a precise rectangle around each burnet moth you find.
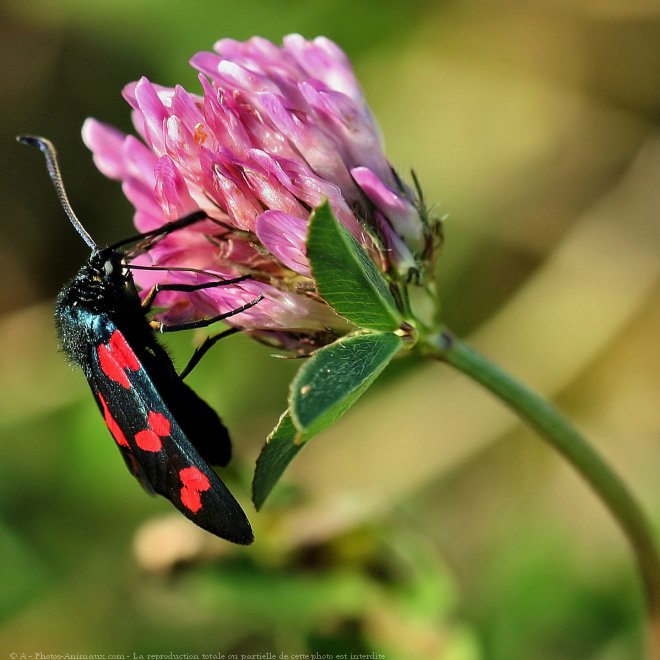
[19,135,259,544]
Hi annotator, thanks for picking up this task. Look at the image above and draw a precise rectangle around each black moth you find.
[20,135,259,544]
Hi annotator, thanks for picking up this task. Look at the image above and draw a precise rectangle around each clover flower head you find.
[83,34,437,352]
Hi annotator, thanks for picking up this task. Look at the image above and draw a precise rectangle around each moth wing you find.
[85,321,253,544]
[147,368,233,468]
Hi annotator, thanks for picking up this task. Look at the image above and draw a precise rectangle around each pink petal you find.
[216,60,282,96]
[122,178,160,216]
[352,166,423,250]
[213,37,303,81]
[198,75,252,155]
[189,51,223,79]
[132,77,170,156]
[211,161,261,231]
[81,119,128,180]
[284,35,361,101]
[170,85,204,131]
[123,135,158,186]
[249,151,365,242]
[240,153,307,218]
[153,155,197,220]
[300,82,393,188]
[200,279,347,332]
[259,92,356,195]
[374,210,418,277]
[255,210,310,276]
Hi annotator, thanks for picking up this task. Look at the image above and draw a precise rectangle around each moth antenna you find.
[17,135,97,250]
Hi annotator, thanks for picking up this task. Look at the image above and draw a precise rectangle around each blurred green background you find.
[1,0,660,658]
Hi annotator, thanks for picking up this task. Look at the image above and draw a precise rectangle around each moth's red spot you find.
[97,330,139,389]
[180,466,210,489]
[134,410,171,453]
[147,411,170,436]
[98,344,129,388]
[135,429,162,452]
[179,466,211,513]
[109,330,140,370]
[98,392,129,447]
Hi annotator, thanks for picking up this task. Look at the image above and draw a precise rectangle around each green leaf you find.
[253,333,403,509]
[252,411,309,510]
[307,201,402,331]
[290,332,403,437]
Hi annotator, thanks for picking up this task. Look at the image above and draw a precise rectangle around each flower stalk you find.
[424,329,660,658]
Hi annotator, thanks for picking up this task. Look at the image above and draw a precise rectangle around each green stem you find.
[424,329,660,657]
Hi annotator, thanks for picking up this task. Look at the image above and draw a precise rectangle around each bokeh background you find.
[1,1,660,658]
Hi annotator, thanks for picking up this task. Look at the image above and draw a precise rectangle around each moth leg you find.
[145,280,263,377]
[109,210,211,251]
[150,295,263,334]
[141,276,250,311]
[178,328,240,380]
